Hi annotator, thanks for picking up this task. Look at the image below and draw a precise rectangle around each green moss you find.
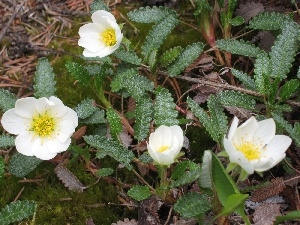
[0,161,136,224]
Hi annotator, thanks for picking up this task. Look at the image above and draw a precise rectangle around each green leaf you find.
[90,0,109,13]
[0,135,15,148]
[96,167,114,177]
[65,61,91,85]
[8,153,43,178]
[74,98,98,119]
[297,66,300,79]
[231,68,256,90]
[218,90,256,110]
[127,6,176,23]
[138,153,153,164]
[279,79,300,102]
[171,161,199,180]
[275,210,300,225]
[0,156,4,180]
[93,63,110,89]
[171,163,201,188]
[106,108,122,138]
[213,194,249,220]
[269,21,299,79]
[199,150,212,189]
[0,89,17,112]
[249,12,292,30]
[113,49,142,65]
[167,42,204,77]
[134,95,153,141]
[141,14,178,58]
[127,185,152,201]
[211,153,250,224]
[254,54,271,95]
[84,135,135,169]
[229,16,244,26]
[81,109,106,124]
[174,192,211,219]
[216,39,263,58]
[34,58,56,98]
[0,200,37,225]
[187,97,225,143]
[154,87,178,126]
[159,46,183,67]
[111,68,154,101]
[148,49,157,72]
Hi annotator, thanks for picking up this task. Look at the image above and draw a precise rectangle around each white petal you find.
[47,138,71,153]
[252,157,275,172]
[79,23,104,37]
[147,145,159,163]
[48,96,67,117]
[35,97,52,114]
[14,97,37,118]
[78,36,105,52]
[92,10,116,24]
[31,139,57,160]
[227,116,239,140]
[149,125,172,151]
[232,117,259,146]
[56,120,76,142]
[63,107,78,127]
[251,118,276,148]
[154,152,175,165]
[1,109,31,135]
[170,125,184,147]
[15,132,35,156]
[263,135,292,156]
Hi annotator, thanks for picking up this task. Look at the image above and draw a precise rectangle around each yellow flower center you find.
[236,142,261,160]
[157,145,169,153]
[31,113,56,137]
[101,28,117,46]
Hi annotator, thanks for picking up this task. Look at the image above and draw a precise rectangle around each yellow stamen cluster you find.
[31,113,56,137]
[236,142,261,160]
[101,28,117,46]
[157,145,169,153]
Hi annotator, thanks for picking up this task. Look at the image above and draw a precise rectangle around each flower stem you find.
[157,165,169,201]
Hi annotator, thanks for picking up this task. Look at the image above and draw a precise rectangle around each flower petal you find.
[56,120,76,142]
[31,139,57,160]
[15,132,35,156]
[92,10,116,25]
[14,97,37,118]
[252,157,275,172]
[79,23,104,37]
[263,135,292,155]
[251,118,276,148]
[154,152,175,165]
[78,36,105,52]
[232,116,259,146]
[48,96,67,117]
[46,138,71,153]
[1,109,31,135]
[227,116,239,140]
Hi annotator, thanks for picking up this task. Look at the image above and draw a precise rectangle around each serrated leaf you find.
[65,61,91,85]
[216,39,263,58]
[55,165,86,192]
[154,87,178,126]
[148,49,157,72]
[97,167,114,177]
[139,153,153,164]
[82,109,106,124]
[159,46,183,67]
[0,200,36,225]
[0,135,15,148]
[218,90,256,110]
[134,95,153,141]
[106,108,122,138]
[84,135,135,169]
[249,12,292,30]
[174,192,211,219]
[171,167,201,188]
[90,0,109,13]
[0,89,17,112]
[229,16,244,26]
[167,42,204,77]
[211,153,250,224]
[127,185,152,201]
[8,153,42,178]
[254,54,271,95]
[269,21,299,79]
[199,150,212,189]
[34,58,56,98]
[127,6,176,23]
[111,68,154,101]
[93,63,110,89]
[231,68,256,90]
[74,99,98,119]
[279,79,300,102]
[141,13,178,58]
[113,49,142,65]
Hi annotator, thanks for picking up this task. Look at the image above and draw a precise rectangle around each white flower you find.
[147,125,184,166]
[78,10,123,58]
[1,96,78,160]
[223,116,292,174]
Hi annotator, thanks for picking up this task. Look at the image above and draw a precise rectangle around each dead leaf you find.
[54,165,87,193]
[111,218,138,225]
[252,203,281,225]
[72,126,87,140]
[235,1,264,23]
